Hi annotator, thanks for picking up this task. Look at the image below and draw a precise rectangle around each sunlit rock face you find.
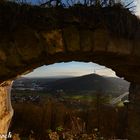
[0,81,13,137]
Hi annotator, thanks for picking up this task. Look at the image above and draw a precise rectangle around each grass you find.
[116,101,125,107]
[64,94,96,100]
[12,89,51,97]
[10,93,128,139]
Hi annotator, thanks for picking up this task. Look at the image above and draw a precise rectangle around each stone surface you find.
[62,26,80,52]
[42,30,65,54]
[93,29,109,52]
[128,83,140,140]
[0,4,139,83]
[0,81,13,139]
[79,30,94,52]
[14,27,43,61]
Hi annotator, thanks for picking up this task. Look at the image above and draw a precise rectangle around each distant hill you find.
[49,74,129,94]
[13,74,129,97]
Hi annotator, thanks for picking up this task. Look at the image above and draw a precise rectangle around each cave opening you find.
[9,61,130,140]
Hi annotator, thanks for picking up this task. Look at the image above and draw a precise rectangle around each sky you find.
[136,0,140,15]
[25,62,116,78]
[24,0,140,78]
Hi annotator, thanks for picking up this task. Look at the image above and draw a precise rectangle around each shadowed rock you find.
[0,2,139,84]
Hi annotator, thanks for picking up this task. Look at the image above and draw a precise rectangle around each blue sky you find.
[25,62,116,77]
[24,0,140,78]
[27,0,140,14]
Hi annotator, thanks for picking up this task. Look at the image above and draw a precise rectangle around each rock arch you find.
[0,2,140,139]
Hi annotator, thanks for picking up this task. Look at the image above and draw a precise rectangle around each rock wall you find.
[0,3,139,84]
[0,81,13,139]
[128,83,140,140]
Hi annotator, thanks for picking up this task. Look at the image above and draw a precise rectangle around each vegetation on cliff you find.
[0,0,139,39]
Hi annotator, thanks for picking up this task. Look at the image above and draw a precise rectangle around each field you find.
[10,89,128,140]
